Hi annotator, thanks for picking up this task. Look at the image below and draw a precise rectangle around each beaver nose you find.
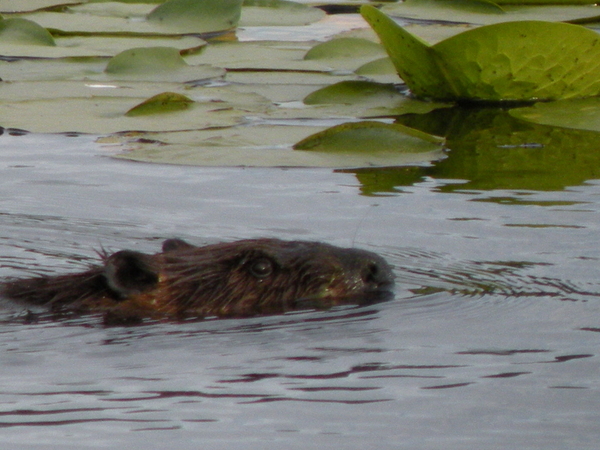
[362,260,394,288]
[360,256,395,291]
[339,248,394,292]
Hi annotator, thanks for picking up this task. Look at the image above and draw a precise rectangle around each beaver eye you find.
[248,258,274,279]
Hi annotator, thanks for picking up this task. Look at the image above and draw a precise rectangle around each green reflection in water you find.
[340,106,600,195]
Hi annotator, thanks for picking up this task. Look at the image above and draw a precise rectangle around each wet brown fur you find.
[1,238,394,321]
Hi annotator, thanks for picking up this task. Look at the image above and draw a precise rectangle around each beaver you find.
[1,238,395,322]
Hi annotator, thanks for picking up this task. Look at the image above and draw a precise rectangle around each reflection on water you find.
[342,106,600,195]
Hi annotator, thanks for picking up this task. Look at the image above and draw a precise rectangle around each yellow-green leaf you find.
[294,121,443,152]
[0,18,55,46]
[147,0,242,33]
[125,91,194,116]
[361,5,600,101]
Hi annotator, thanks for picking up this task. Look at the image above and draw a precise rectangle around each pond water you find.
[0,131,599,449]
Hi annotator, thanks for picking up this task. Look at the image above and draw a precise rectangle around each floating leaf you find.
[125,91,194,116]
[294,121,443,153]
[105,47,186,74]
[355,57,395,76]
[101,46,224,82]
[0,18,55,46]
[380,0,600,25]
[0,0,81,13]
[362,5,600,101]
[495,0,597,4]
[147,0,242,33]
[111,124,445,168]
[360,6,449,99]
[14,0,242,36]
[240,0,325,26]
[0,82,271,133]
[304,37,384,60]
[304,81,401,105]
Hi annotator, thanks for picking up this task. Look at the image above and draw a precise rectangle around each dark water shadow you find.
[340,106,600,195]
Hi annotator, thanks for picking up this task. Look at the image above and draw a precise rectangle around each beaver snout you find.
[2,238,395,320]
[345,248,395,292]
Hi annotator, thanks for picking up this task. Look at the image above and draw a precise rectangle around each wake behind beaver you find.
[1,238,395,322]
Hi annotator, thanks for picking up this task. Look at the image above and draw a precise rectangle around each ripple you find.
[381,248,600,319]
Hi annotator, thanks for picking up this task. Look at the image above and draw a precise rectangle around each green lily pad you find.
[240,0,325,26]
[0,18,55,45]
[0,31,206,58]
[355,57,395,76]
[496,0,597,4]
[0,82,271,133]
[0,0,81,13]
[102,47,224,83]
[147,0,242,33]
[304,81,401,105]
[13,0,242,36]
[509,97,600,132]
[110,124,445,168]
[362,5,600,101]
[294,121,444,152]
[304,37,385,60]
[106,46,188,73]
[125,91,194,116]
[186,40,324,72]
[380,0,600,25]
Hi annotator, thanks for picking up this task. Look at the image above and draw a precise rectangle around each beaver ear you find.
[162,238,195,252]
[104,250,159,298]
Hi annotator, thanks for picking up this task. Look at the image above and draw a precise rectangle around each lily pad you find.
[110,124,445,167]
[125,91,194,116]
[240,0,325,27]
[0,18,55,46]
[362,5,600,101]
[147,0,242,33]
[495,0,597,4]
[380,0,600,25]
[0,83,271,133]
[102,47,225,83]
[301,80,446,117]
[304,81,402,105]
[106,47,188,73]
[0,0,81,13]
[304,37,385,60]
[0,31,206,58]
[294,120,443,153]
[14,0,242,36]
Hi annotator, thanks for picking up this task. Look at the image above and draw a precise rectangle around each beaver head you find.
[2,238,395,320]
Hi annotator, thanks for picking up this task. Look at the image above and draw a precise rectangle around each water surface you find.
[0,132,599,449]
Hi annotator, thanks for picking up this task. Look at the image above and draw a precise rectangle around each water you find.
[0,132,599,449]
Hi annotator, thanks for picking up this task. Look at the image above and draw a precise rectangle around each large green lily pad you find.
[239,0,325,26]
[294,121,443,152]
[362,5,600,101]
[110,124,445,167]
[0,0,81,13]
[0,18,55,45]
[12,0,242,35]
[380,0,600,25]
[147,0,242,33]
[0,83,271,133]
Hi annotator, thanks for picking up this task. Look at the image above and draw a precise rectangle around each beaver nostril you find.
[360,258,394,289]
[364,263,379,284]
